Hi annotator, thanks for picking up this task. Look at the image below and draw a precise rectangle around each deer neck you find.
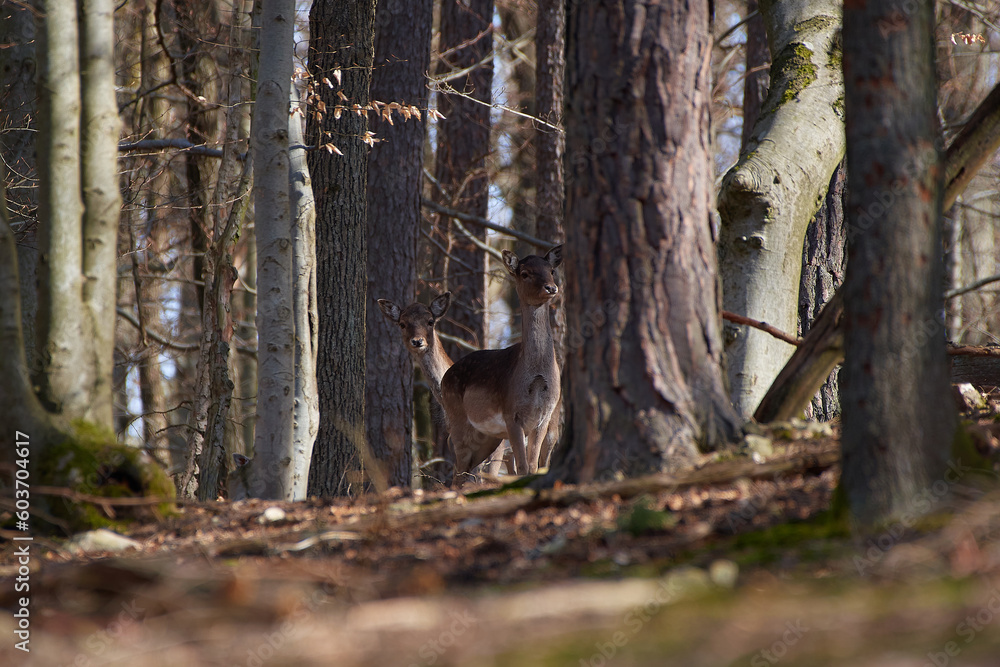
[420,332,453,403]
[519,301,554,366]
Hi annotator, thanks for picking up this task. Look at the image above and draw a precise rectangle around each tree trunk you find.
[251,0,296,499]
[288,83,318,498]
[0,1,40,372]
[182,0,253,500]
[35,0,88,419]
[797,160,846,421]
[718,0,845,419]
[365,0,433,488]
[549,0,740,483]
[80,0,123,431]
[307,0,377,496]
[840,0,955,527]
[433,0,494,353]
[741,0,770,150]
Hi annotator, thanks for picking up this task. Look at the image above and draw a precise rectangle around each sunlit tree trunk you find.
[549,0,740,483]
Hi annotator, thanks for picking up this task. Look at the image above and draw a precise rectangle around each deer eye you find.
[398,323,406,330]
[520,271,528,279]
[427,320,434,327]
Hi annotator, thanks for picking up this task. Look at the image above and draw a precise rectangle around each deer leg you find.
[507,423,529,475]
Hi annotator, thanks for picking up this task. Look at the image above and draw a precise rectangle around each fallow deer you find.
[377,292,511,475]
[441,245,563,478]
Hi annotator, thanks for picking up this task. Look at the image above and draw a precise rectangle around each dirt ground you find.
[5,425,1000,666]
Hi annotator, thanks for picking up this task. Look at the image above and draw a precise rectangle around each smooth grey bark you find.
[288,83,319,498]
[840,0,954,527]
[35,0,88,419]
[718,0,845,419]
[251,0,297,499]
[80,0,122,430]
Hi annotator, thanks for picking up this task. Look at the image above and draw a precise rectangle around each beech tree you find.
[718,0,845,419]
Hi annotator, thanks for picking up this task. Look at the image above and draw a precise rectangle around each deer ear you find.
[545,244,563,268]
[377,299,400,323]
[502,249,519,276]
[430,291,451,319]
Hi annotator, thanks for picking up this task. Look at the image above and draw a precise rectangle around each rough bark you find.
[797,160,846,421]
[307,0,377,496]
[432,0,494,354]
[741,0,770,150]
[288,84,318,498]
[840,0,955,527]
[365,0,433,488]
[718,0,845,419]
[182,0,253,500]
[549,0,740,483]
[0,165,61,452]
[251,0,296,500]
[0,1,40,371]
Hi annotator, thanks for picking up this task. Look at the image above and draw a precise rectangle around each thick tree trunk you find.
[550,0,740,483]
[307,0,377,496]
[718,0,845,419]
[840,0,955,527]
[252,0,297,500]
[365,0,433,488]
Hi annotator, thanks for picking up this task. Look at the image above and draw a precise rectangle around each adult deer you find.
[377,292,511,475]
[441,245,563,478]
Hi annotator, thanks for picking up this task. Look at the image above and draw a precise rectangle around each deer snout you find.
[410,337,426,349]
[545,284,558,296]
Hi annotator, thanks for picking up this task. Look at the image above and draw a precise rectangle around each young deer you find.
[377,292,454,405]
[378,292,512,476]
[441,245,563,478]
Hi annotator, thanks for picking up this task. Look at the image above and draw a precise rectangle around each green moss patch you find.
[36,420,175,533]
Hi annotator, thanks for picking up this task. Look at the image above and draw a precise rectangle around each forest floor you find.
[5,421,1000,666]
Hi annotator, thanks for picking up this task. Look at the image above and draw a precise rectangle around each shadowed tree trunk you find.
[0,1,39,372]
[433,0,494,353]
[365,0,433,488]
[741,0,770,150]
[548,0,740,483]
[427,0,495,483]
[840,0,955,527]
[307,0,377,496]
[251,0,296,500]
[798,160,846,421]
